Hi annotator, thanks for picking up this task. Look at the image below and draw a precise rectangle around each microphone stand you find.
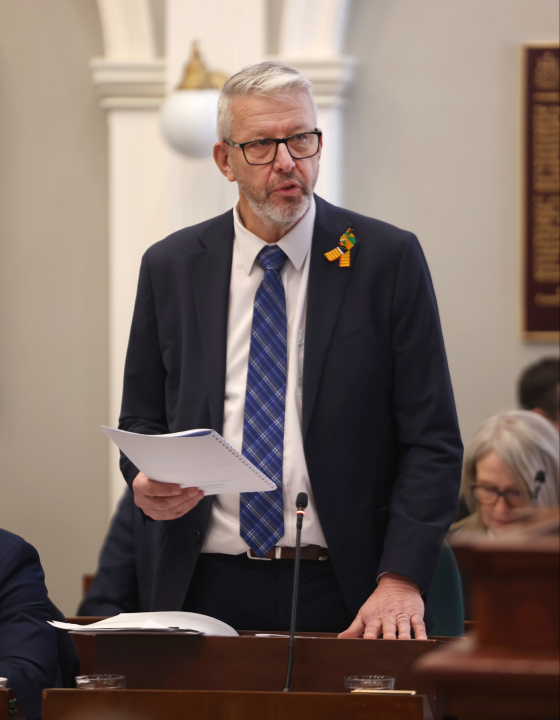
[284,492,308,692]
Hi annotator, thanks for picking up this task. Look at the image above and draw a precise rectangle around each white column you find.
[275,0,356,205]
[164,0,267,233]
[92,0,168,511]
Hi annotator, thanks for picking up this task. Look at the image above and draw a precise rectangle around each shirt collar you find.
[233,197,316,275]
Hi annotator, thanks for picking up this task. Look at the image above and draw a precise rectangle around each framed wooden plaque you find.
[520,44,559,341]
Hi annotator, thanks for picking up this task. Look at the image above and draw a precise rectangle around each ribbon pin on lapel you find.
[324,228,356,267]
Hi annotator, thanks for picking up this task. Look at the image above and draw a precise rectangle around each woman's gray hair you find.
[216,61,317,141]
[460,410,559,525]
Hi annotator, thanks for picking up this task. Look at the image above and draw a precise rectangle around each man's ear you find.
[213,142,237,182]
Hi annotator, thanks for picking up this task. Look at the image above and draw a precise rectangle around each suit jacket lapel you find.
[185,199,357,439]
[303,196,359,439]
[188,210,234,433]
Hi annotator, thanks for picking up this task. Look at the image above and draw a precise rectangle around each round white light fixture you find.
[160,89,220,159]
[159,42,227,160]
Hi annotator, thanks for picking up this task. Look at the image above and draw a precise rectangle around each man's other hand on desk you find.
[132,472,204,520]
[338,572,427,640]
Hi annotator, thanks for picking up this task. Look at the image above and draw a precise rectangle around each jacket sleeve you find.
[118,251,170,486]
[376,234,463,593]
[0,538,60,720]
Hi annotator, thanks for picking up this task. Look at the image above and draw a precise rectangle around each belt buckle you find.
[246,549,273,561]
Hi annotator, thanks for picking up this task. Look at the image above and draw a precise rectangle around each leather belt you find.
[247,545,329,561]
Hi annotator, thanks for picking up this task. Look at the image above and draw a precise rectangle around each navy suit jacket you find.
[119,195,463,615]
[0,530,60,720]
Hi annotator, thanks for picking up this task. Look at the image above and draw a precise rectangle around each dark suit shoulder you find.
[314,195,418,253]
[0,529,39,569]
[0,527,26,549]
[0,530,46,599]
[144,208,234,263]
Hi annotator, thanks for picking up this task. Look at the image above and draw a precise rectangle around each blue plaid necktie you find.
[240,245,288,557]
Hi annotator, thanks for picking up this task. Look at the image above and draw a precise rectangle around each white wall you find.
[344,0,559,445]
[0,0,109,614]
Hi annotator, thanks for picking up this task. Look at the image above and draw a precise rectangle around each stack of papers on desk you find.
[49,611,239,637]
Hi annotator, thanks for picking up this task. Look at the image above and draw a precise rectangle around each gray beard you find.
[235,160,319,230]
[246,189,312,228]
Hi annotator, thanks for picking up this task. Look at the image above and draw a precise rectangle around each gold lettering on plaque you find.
[534,92,560,103]
[523,46,560,336]
[534,51,560,91]
[531,52,560,298]
[532,105,560,194]
[535,288,560,307]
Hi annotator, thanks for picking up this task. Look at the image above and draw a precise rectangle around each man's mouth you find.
[271,180,302,196]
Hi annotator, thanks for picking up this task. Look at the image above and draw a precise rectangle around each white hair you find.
[216,60,317,141]
[460,410,560,521]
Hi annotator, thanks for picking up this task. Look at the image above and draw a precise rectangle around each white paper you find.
[102,426,275,494]
[49,611,239,637]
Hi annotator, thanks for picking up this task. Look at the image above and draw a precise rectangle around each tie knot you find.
[258,245,287,273]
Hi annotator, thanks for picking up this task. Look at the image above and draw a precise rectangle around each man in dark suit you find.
[0,529,62,720]
[119,61,462,638]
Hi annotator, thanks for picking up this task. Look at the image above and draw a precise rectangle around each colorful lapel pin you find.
[324,228,356,267]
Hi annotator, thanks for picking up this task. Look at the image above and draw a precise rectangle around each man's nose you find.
[273,142,296,172]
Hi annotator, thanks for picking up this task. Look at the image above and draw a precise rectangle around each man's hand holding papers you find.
[102,427,275,522]
[132,472,204,521]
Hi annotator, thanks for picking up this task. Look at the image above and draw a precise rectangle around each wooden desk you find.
[0,689,23,720]
[42,688,431,720]
[414,532,560,720]
[65,616,104,676]
[86,632,441,697]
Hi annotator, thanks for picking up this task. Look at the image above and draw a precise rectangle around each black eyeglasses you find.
[469,484,528,508]
[225,130,322,166]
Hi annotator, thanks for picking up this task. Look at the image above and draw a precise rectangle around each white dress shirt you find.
[201,198,328,554]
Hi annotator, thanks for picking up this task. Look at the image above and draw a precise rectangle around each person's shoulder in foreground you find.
[0,529,60,720]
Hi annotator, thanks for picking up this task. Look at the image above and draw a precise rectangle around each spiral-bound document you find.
[102,426,275,495]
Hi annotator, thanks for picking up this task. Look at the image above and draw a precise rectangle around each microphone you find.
[531,470,546,507]
[283,492,308,692]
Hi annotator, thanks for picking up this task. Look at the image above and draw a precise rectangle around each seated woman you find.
[452,410,559,535]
